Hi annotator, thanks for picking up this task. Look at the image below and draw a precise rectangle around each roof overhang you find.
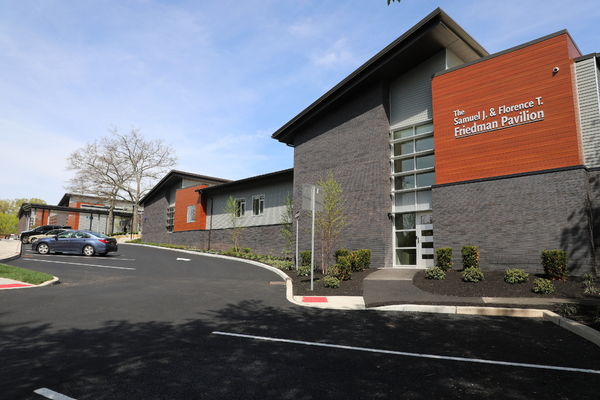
[271,8,488,145]
[140,170,231,205]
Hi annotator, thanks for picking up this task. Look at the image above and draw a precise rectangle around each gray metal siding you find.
[576,57,600,168]
[389,50,447,129]
[209,180,293,229]
[446,49,463,69]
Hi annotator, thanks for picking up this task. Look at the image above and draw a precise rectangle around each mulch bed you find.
[283,268,376,297]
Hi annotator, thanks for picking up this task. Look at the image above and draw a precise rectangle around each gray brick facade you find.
[291,82,394,268]
[433,167,598,274]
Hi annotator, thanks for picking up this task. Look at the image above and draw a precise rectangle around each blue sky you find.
[1,0,599,204]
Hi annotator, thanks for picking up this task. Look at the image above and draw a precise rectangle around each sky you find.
[1,0,599,204]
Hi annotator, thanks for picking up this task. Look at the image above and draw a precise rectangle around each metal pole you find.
[295,213,299,270]
[310,186,315,291]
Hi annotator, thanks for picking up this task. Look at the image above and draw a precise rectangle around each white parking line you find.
[212,331,600,375]
[27,258,136,271]
[24,252,136,261]
[34,387,77,399]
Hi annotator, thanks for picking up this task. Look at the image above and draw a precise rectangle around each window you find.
[252,194,265,216]
[235,198,245,217]
[187,205,196,223]
[166,206,175,232]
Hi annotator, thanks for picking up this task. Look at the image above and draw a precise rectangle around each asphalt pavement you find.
[2,239,599,347]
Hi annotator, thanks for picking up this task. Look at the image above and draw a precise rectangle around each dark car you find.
[32,230,118,256]
[20,225,72,244]
[28,228,71,243]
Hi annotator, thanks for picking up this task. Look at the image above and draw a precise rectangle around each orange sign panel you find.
[432,33,583,185]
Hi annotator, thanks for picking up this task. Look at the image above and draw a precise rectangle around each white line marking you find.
[212,331,600,375]
[27,258,136,271]
[176,258,191,261]
[34,387,77,399]
[26,253,135,261]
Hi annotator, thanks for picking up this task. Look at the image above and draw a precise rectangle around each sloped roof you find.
[197,168,293,194]
[271,8,488,145]
[140,170,231,205]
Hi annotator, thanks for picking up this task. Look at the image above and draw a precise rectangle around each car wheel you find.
[21,236,29,244]
[36,243,50,255]
[83,245,95,256]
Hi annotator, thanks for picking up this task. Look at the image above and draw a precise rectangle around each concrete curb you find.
[0,240,22,264]
[0,276,59,290]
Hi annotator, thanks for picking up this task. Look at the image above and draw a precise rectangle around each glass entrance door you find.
[394,212,433,267]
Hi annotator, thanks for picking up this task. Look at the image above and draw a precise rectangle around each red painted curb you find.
[0,284,32,288]
[302,297,328,303]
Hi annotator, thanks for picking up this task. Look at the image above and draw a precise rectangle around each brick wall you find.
[292,82,393,268]
[433,167,596,274]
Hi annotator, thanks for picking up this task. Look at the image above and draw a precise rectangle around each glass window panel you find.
[415,136,434,152]
[421,242,434,248]
[393,127,413,140]
[394,175,415,190]
[416,190,432,210]
[395,213,415,230]
[396,231,416,247]
[393,141,414,156]
[422,254,434,259]
[421,229,433,236]
[394,158,414,173]
[416,123,433,135]
[416,154,434,170]
[396,249,417,265]
[416,172,435,187]
[395,192,415,208]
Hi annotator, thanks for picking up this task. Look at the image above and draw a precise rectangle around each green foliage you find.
[335,249,350,262]
[556,303,579,317]
[300,250,312,267]
[323,275,340,288]
[425,266,446,280]
[316,172,347,274]
[0,198,47,234]
[126,238,142,243]
[269,259,295,270]
[461,246,479,270]
[532,278,555,294]
[462,267,484,282]
[0,263,53,285]
[582,272,597,295]
[349,249,371,271]
[435,247,453,271]
[297,266,311,276]
[541,250,569,280]
[504,268,529,284]
[328,256,353,281]
[242,248,252,254]
[224,196,245,252]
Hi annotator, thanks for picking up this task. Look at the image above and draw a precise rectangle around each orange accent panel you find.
[173,185,208,232]
[432,34,583,185]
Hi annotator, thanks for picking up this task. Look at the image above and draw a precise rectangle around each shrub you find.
[334,249,350,262]
[329,256,353,281]
[532,278,555,294]
[242,248,252,254]
[435,247,453,271]
[462,267,484,282]
[582,272,597,295]
[425,266,446,280]
[297,266,311,276]
[268,260,295,270]
[541,250,569,280]
[504,268,529,284]
[300,251,312,267]
[323,275,340,288]
[461,246,480,270]
[593,306,600,323]
[556,303,579,317]
[349,249,372,271]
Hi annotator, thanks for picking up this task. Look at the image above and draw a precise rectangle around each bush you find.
[556,303,579,317]
[462,267,484,282]
[435,247,453,271]
[532,278,555,294]
[541,250,569,280]
[425,266,446,280]
[323,275,340,288]
[334,249,350,262]
[300,251,312,267]
[349,249,371,271]
[328,256,353,281]
[461,245,479,270]
[268,259,295,270]
[582,272,597,295]
[504,268,529,284]
[297,266,311,276]
[242,248,252,254]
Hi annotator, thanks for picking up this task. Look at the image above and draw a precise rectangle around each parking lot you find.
[2,244,600,399]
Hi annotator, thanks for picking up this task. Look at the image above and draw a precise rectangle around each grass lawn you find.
[0,263,54,285]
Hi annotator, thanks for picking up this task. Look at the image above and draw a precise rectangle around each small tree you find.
[224,196,245,252]
[316,173,346,275]
[279,192,293,257]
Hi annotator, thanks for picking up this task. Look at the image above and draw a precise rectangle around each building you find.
[272,8,599,274]
[142,8,600,274]
[140,169,293,254]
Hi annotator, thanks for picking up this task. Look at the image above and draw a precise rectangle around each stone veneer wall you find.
[291,82,393,268]
[432,167,597,275]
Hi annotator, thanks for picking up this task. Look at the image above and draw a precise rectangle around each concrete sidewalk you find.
[0,239,21,263]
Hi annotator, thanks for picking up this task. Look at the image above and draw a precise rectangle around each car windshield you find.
[46,229,62,235]
[57,231,74,238]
